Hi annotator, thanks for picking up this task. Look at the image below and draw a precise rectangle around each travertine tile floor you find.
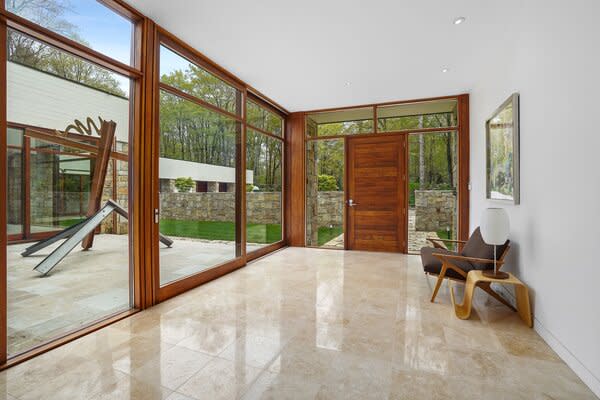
[7,235,263,355]
[1,247,597,399]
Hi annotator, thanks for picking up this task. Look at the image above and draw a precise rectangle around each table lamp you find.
[481,207,510,279]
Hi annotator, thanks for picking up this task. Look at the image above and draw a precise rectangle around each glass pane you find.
[246,100,283,136]
[7,128,23,237]
[160,45,240,115]
[158,90,240,286]
[6,31,132,356]
[246,129,282,251]
[29,140,92,233]
[5,0,133,65]
[7,29,130,107]
[377,99,458,132]
[408,131,458,253]
[307,107,373,137]
[306,139,345,248]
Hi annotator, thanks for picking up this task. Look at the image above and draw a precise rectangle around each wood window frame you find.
[1,0,290,368]
[289,94,470,250]
[5,124,100,243]
[245,94,286,261]
[150,29,288,303]
[0,0,147,369]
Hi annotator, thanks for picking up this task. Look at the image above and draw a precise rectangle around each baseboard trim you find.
[494,285,600,398]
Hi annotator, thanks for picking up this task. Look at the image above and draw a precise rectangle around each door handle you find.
[348,199,358,207]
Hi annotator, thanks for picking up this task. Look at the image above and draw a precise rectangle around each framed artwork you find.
[486,93,520,204]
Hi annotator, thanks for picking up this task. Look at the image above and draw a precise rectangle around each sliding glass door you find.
[245,99,284,253]
[156,42,243,294]
[3,0,137,359]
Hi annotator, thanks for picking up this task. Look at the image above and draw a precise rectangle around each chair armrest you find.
[427,238,467,244]
[432,253,504,265]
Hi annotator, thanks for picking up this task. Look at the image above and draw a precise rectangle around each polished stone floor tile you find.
[0,248,597,400]
[176,357,262,400]
[241,370,321,400]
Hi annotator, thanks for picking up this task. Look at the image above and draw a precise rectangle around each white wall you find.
[7,62,130,142]
[469,1,600,396]
[159,157,253,185]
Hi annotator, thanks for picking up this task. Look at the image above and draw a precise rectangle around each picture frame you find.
[486,93,520,204]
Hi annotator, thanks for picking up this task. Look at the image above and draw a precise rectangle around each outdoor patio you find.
[6,234,263,355]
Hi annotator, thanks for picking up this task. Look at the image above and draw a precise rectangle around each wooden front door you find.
[346,135,407,252]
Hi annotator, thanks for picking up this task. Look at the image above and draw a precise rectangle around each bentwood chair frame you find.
[426,237,514,311]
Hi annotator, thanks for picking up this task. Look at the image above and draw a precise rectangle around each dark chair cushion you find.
[460,227,509,270]
[420,247,473,280]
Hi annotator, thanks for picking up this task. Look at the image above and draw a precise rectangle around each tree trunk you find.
[418,116,425,189]
[445,114,455,187]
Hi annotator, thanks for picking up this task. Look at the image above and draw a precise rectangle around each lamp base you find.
[482,270,509,280]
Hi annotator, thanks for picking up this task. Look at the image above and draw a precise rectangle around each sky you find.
[17,1,196,95]
[63,1,132,65]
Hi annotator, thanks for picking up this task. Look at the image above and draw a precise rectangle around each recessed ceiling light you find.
[345,82,351,87]
[442,67,449,73]
[453,17,466,25]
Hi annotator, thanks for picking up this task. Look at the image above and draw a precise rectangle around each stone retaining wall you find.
[314,191,344,227]
[414,190,456,232]
[160,192,282,224]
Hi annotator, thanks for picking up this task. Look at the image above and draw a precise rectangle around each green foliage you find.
[159,61,283,194]
[6,1,126,97]
[310,139,344,190]
[174,177,194,193]
[378,112,456,132]
[246,130,282,192]
[318,174,338,191]
[408,132,457,192]
[408,182,419,207]
[317,120,373,136]
[247,100,283,136]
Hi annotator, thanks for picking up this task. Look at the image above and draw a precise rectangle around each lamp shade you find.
[480,208,510,245]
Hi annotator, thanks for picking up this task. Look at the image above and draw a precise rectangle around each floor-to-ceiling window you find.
[305,139,345,248]
[157,43,243,287]
[305,107,374,249]
[303,97,467,252]
[245,98,284,253]
[376,100,459,252]
[2,0,139,359]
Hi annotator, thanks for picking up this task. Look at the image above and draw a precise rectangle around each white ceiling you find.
[126,0,516,112]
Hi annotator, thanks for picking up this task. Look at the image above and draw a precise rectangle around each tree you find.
[6,0,126,97]
[318,175,338,191]
[174,177,194,193]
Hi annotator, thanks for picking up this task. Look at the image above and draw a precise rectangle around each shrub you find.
[318,175,339,191]
[174,177,194,193]
[409,182,419,207]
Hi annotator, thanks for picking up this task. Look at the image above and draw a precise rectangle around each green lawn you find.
[436,229,457,251]
[159,219,282,244]
[318,226,343,246]
[59,217,86,227]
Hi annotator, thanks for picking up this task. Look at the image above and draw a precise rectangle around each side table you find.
[450,270,532,327]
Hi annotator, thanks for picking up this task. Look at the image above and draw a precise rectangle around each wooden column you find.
[285,113,306,246]
[236,90,246,258]
[0,8,8,365]
[139,18,158,309]
[457,94,470,241]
